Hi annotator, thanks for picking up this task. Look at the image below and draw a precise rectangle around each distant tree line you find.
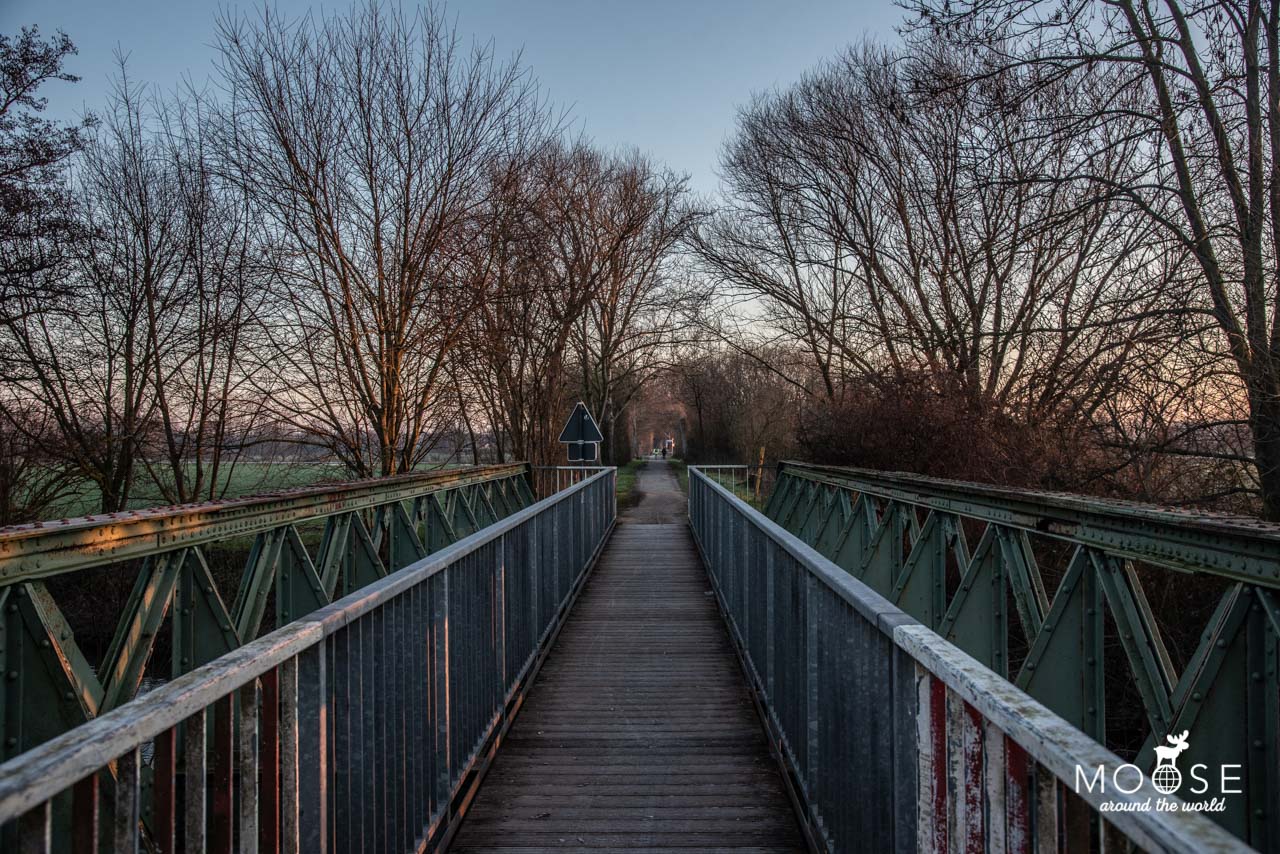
[5,0,1277,524]
[674,0,1275,518]
[0,7,691,523]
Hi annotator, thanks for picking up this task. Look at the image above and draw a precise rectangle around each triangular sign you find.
[559,402,604,443]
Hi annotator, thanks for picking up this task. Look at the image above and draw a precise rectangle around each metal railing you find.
[695,464,772,504]
[763,460,1280,850]
[0,467,615,853]
[0,464,535,765]
[531,466,609,499]
[689,466,1248,853]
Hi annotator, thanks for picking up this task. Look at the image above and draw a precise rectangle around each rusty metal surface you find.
[0,464,529,581]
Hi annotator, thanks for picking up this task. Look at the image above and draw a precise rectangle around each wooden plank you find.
[448,518,803,851]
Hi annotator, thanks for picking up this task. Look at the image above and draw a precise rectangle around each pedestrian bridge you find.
[0,461,1272,852]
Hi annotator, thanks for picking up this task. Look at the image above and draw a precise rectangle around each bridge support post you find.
[295,644,329,852]
[890,629,919,853]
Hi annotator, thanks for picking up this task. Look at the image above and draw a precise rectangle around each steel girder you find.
[0,464,536,763]
[767,461,1280,851]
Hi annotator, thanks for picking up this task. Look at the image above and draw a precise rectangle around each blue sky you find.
[1,1,903,196]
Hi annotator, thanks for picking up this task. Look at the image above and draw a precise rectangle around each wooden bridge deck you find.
[450,463,805,852]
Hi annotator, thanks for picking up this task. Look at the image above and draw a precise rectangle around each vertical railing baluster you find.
[279,656,299,854]
[1005,736,1032,854]
[71,772,98,854]
[296,644,328,852]
[185,708,208,853]
[19,801,51,854]
[360,615,376,852]
[1034,764,1059,853]
[239,681,260,854]
[152,728,175,853]
[115,748,140,854]
[984,720,1007,854]
[211,694,234,854]
[260,668,281,854]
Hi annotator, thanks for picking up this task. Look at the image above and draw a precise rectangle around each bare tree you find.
[216,2,547,476]
[907,0,1280,517]
[0,401,80,525]
[0,27,88,324]
[2,70,180,513]
[689,43,1176,441]
[461,143,675,466]
[573,152,694,463]
[139,86,268,503]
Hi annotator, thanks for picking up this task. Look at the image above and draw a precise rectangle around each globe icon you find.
[1152,765,1182,795]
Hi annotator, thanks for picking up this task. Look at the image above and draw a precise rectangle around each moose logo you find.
[1151,730,1190,794]
[1075,727,1239,812]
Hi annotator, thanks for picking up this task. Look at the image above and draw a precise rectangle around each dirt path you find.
[622,459,685,524]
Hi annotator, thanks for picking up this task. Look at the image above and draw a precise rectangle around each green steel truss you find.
[0,464,537,762]
[766,461,1280,850]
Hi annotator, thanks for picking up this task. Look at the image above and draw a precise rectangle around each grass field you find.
[615,459,648,510]
[668,459,767,508]
[669,458,689,493]
[38,459,471,520]
[32,457,688,523]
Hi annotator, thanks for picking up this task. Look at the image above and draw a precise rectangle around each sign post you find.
[559,402,604,462]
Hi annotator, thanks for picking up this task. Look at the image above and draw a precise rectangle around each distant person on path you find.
[661,447,667,459]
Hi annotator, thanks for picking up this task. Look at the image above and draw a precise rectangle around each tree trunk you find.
[1248,374,1280,520]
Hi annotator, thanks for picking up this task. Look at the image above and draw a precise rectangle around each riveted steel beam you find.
[0,464,530,582]
[0,464,537,761]
[779,461,1280,586]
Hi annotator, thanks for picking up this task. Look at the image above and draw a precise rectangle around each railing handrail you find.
[0,462,530,580]
[690,466,1249,853]
[0,466,615,822]
[778,460,1280,586]
[531,465,610,470]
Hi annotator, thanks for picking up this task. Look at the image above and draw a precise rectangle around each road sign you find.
[560,402,603,462]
